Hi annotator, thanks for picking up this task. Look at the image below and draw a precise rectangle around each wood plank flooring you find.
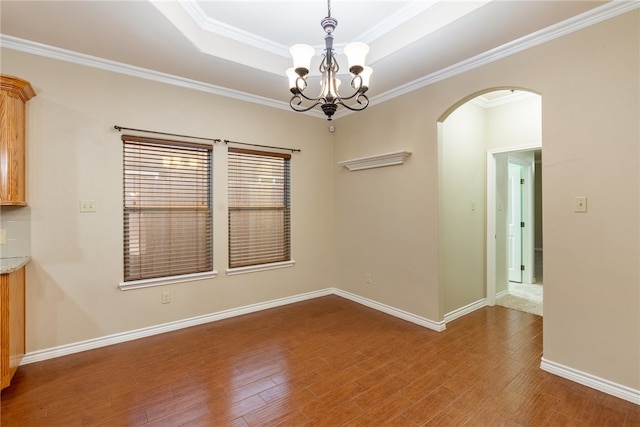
[1,295,638,426]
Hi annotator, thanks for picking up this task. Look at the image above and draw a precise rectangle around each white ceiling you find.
[1,0,632,118]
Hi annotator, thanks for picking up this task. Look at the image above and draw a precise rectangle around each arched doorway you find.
[438,88,542,321]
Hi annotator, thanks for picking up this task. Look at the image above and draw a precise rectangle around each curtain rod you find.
[114,125,221,143]
[114,126,300,153]
[224,139,301,153]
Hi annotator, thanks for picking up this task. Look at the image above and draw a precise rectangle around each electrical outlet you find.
[574,196,587,213]
[162,291,171,304]
[365,273,372,285]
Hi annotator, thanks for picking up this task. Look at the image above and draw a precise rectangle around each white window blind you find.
[228,148,291,269]
[123,135,213,282]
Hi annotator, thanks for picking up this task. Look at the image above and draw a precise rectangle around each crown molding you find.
[177,0,441,56]
[1,0,636,121]
[357,0,440,44]
[371,0,640,108]
[0,34,294,113]
[177,0,290,57]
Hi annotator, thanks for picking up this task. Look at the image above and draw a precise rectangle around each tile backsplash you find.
[0,206,31,258]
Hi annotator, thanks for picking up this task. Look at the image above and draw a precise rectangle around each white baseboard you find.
[22,288,444,365]
[495,289,509,299]
[21,288,333,365]
[540,357,640,405]
[444,298,487,323]
[20,289,639,407]
[333,289,446,332]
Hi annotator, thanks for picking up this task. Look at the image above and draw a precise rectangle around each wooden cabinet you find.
[0,75,36,206]
[0,267,26,389]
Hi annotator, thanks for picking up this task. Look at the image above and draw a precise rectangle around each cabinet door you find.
[0,267,26,389]
[0,75,35,206]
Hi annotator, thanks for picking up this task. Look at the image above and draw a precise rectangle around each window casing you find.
[123,135,213,283]
[228,148,291,270]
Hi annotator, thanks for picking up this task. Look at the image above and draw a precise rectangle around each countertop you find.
[0,256,30,274]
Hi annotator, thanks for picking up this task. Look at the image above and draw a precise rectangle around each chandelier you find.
[286,0,372,121]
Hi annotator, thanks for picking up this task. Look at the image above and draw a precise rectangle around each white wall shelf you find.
[338,150,412,171]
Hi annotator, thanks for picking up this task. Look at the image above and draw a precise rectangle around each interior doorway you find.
[439,88,542,320]
[487,146,543,316]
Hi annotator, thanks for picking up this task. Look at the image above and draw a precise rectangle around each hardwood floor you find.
[1,295,638,426]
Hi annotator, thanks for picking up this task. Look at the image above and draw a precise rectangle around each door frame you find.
[486,143,540,305]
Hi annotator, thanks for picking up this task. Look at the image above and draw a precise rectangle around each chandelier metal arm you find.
[289,96,325,113]
[337,75,367,100]
[335,93,369,112]
[290,89,326,107]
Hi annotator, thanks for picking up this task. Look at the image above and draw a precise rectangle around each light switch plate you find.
[79,199,97,213]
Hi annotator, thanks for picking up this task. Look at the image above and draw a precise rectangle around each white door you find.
[508,162,523,283]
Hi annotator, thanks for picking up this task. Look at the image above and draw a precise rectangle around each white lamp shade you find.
[360,66,373,89]
[290,44,315,76]
[344,42,369,73]
[286,68,298,89]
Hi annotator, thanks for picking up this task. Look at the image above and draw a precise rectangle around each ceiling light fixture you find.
[286,0,372,121]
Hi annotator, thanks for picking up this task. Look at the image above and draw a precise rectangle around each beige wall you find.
[439,102,486,314]
[1,8,638,393]
[1,49,335,351]
[334,11,639,389]
[486,96,542,150]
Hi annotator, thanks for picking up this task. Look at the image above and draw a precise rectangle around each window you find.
[228,148,291,270]
[122,135,213,285]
